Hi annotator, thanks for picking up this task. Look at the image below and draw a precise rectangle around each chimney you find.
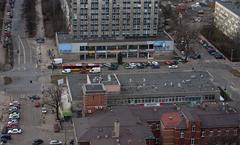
[113,120,120,138]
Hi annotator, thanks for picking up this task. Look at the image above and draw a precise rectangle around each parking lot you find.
[0,93,73,145]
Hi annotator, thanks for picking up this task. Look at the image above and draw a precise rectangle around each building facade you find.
[214,1,240,39]
[160,111,240,145]
[56,32,174,60]
[67,0,160,38]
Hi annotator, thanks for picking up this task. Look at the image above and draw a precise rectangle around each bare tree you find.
[44,86,62,120]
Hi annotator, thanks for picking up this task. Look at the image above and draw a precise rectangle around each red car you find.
[164,60,178,65]
[6,123,18,129]
[35,101,40,108]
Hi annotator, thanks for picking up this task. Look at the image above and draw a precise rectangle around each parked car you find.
[35,101,41,108]
[29,95,40,100]
[0,137,7,143]
[41,107,47,114]
[49,140,62,145]
[32,139,44,145]
[9,106,19,113]
[7,119,18,125]
[164,60,178,65]
[168,65,178,69]
[136,63,144,69]
[62,69,71,74]
[1,127,8,134]
[214,53,224,59]
[208,49,216,54]
[9,112,20,119]
[108,63,118,70]
[36,37,45,43]
[6,123,18,129]
[124,64,134,69]
[0,134,11,140]
[151,61,160,69]
[8,128,22,134]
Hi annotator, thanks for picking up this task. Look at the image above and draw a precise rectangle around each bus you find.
[62,63,101,72]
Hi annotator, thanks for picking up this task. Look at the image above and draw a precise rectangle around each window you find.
[190,138,195,145]
[180,131,184,138]
[192,125,196,132]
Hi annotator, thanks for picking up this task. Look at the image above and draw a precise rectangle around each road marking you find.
[18,40,21,65]
[26,39,32,64]
[18,35,26,64]
[206,70,214,79]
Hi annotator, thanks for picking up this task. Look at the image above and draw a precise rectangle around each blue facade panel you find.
[59,43,72,53]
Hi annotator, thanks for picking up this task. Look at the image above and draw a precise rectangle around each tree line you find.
[22,0,37,37]
[42,0,67,38]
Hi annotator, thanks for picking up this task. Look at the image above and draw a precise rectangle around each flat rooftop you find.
[67,71,219,100]
[67,74,87,101]
[88,74,119,85]
[113,71,219,98]
[57,32,172,44]
[217,1,240,16]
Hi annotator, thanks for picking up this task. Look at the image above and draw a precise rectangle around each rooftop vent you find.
[190,75,196,79]
[105,134,109,138]
[177,83,182,88]
[97,135,101,139]
[129,78,132,83]
[108,74,111,81]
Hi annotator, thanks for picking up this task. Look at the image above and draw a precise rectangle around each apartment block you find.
[214,1,240,39]
[65,0,160,38]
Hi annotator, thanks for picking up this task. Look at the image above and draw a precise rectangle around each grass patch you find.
[230,69,240,77]
[51,74,66,84]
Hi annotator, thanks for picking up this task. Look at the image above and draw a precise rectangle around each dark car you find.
[214,53,224,59]
[208,49,216,54]
[1,127,8,134]
[36,37,45,43]
[32,139,44,145]
[0,134,11,140]
[29,95,40,100]
[136,63,144,69]
[108,63,118,70]
[0,137,7,143]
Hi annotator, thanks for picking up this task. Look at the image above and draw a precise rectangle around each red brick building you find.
[160,107,240,145]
